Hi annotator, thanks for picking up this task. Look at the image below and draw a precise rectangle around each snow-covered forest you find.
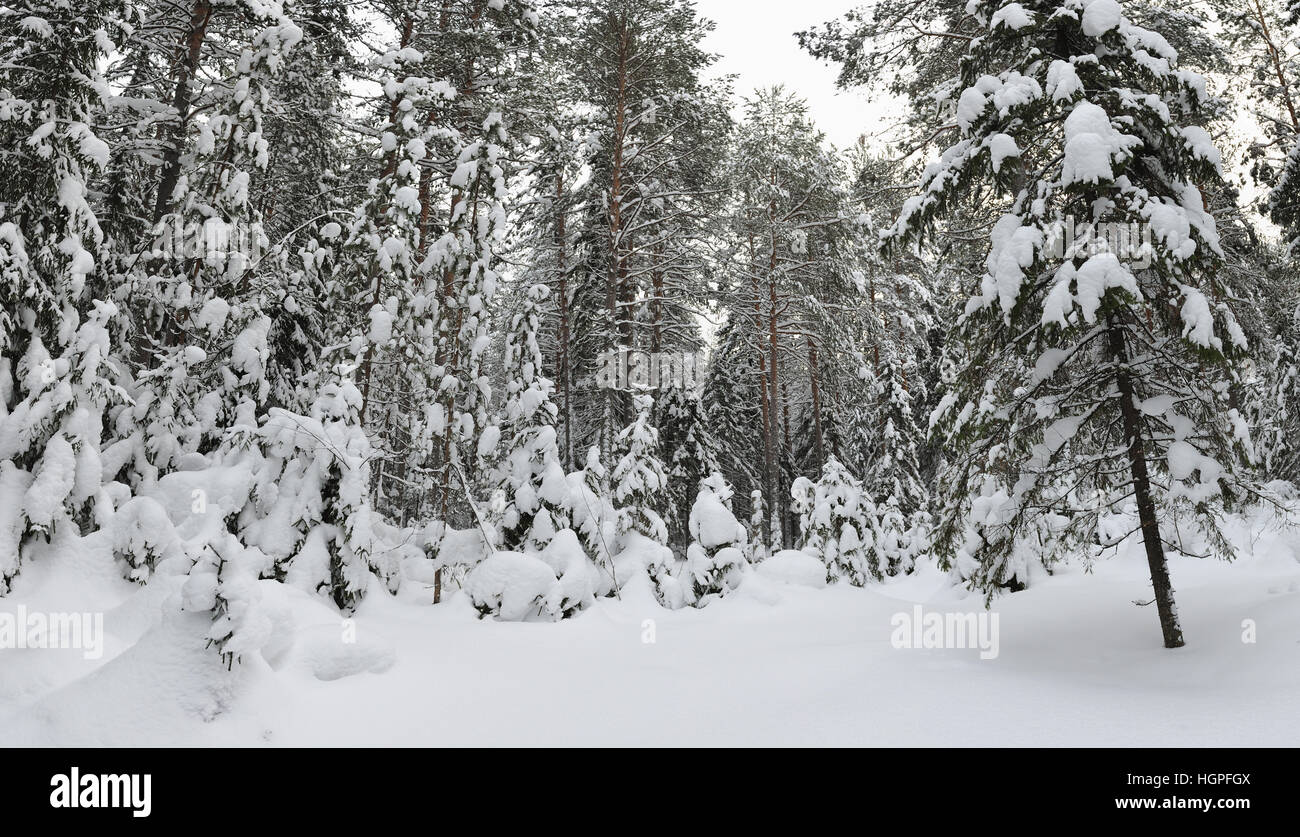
[2,0,1300,747]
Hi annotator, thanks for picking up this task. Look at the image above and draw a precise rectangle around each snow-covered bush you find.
[244,366,380,612]
[539,528,598,617]
[486,284,572,555]
[683,473,748,603]
[567,447,617,592]
[875,497,923,578]
[110,496,183,583]
[793,457,881,585]
[611,395,675,600]
[182,534,275,669]
[464,550,562,621]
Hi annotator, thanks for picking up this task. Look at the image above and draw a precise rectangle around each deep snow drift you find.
[1,512,1297,747]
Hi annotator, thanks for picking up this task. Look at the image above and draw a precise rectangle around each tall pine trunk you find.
[153,0,213,222]
[809,339,824,469]
[554,168,575,470]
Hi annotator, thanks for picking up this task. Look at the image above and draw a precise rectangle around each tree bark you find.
[1107,315,1185,648]
[152,0,213,222]
[809,339,824,469]
[554,168,575,469]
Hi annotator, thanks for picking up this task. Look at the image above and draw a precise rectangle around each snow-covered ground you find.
[2,516,1298,747]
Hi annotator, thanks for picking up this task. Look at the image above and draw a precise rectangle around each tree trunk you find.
[604,14,630,443]
[1107,316,1185,648]
[1250,0,1300,135]
[767,267,786,547]
[751,263,775,551]
[152,0,213,222]
[809,339,824,469]
[554,168,576,469]
[780,381,793,548]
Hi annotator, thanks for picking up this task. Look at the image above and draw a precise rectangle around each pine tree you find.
[562,0,727,450]
[886,0,1262,648]
[724,86,864,550]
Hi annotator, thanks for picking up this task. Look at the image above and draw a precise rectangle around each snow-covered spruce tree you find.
[792,456,880,585]
[857,354,928,517]
[610,394,674,594]
[656,385,721,556]
[332,37,446,525]
[0,0,127,592]
[684,473,748,603]
[886,0,1262,648]
[243,364,379,612]
[1263,287,1300,481]
[856,352,929,577]
[702,315,765,525]
[611,394,670,543]
[130,2,301,476]
[486,283,572,555]
[421,108,511,528]
[566,445,617,591]
[406,2,538,534]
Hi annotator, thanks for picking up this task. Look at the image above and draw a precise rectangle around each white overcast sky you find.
[695,0,889,150]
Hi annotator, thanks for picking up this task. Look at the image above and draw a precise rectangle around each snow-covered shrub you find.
[182,534,275,669]
[756,549,828,588]
[748,489,769,562]
[487,284,573,555]
[793,456,880,585]
[539,528,598,617]
[244,367,379,612]
[683,473,748,603]
[110,496,183,583]
[464,550,561,621]
[875,498,924,578]
[567,447,617,592]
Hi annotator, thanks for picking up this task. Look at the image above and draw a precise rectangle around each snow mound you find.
[291,624,396,682]
[757,550,829,588]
